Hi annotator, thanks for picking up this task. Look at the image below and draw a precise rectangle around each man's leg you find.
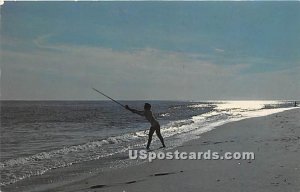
[146,127,155,149]
[156,128,166,147]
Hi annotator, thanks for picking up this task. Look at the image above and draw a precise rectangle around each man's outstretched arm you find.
[125,105,144,116]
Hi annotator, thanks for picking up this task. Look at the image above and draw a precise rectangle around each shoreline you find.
[57,108,300,192]
[2,108,299,192]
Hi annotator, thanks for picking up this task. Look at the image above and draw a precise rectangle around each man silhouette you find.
[125,103,166,150]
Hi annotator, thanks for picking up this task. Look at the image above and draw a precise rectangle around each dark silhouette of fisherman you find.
[125,103,166,150]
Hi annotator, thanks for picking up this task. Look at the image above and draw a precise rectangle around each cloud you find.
[33,34,56,50]
[232,66,300,100]
[1,39,250,100]
[214,48,225,53]
[1,39,299,100]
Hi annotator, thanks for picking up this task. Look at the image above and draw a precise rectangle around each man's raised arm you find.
[125,105,144,116]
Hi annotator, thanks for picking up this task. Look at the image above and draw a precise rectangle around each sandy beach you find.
[32,108,298,192]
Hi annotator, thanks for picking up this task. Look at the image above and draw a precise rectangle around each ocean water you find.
[0,100,295,191]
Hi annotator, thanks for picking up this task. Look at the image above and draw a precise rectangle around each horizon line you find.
[0,99,298,102]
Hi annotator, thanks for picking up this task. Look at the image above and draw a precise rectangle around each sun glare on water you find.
[215,100,280,110]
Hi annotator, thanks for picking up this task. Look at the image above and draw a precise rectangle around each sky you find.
[1,2,299,100]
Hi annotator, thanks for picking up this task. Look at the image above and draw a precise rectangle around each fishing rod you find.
[92,88,126,108]
[93,88,149,134]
